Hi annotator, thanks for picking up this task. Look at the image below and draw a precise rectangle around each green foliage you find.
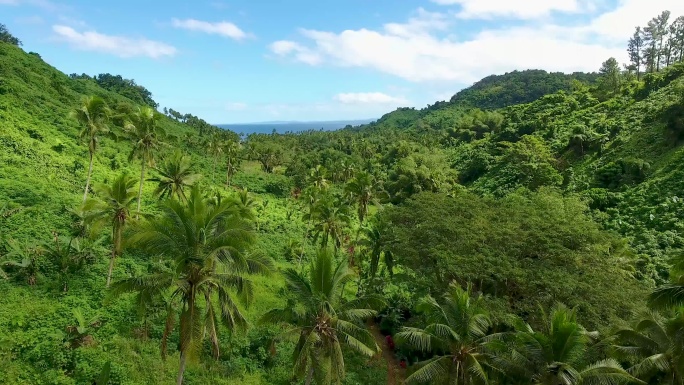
[0,23,21,46]
[381,190,647,327]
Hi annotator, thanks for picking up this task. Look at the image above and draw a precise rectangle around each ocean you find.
[217,119,374,135]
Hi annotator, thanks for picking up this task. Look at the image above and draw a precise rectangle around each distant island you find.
[218,119,375,135]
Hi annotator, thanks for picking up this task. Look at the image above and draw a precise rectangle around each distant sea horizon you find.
[217,119,375,135]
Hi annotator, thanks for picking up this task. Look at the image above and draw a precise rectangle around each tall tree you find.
[261,249,381,385]
[345,171,383,228]
[125,106,165,217]
[224,140,241,187]
[111,187,271,385]
[643,19,659,73]
[305,194,351,252]
[628,27,644,79]
[396,284,494,385]
[148,151,201,202]
[672,16,684,63]
[0,23,21,46]
[655,11,672,70]
[359,220,394,279]
[206,133,223,183]
[82,173,137,287]
[72,96,111,202]
[598,57,622,98]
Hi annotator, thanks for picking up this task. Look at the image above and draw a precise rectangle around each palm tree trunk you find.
[83,151,94,203]
[304,367,314,385]
[177,351,187,385]
[212,157,216,183]
[298,217,312,270]
[106,225,121,287]
[137,159,146,219]
[107,243,116,287]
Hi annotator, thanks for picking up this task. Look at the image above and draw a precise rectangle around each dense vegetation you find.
[2,11,684,385]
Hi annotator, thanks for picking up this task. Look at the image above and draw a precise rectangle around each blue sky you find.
[2,0,684,123]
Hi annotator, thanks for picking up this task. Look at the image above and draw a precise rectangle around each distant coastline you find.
[217,119,374,135]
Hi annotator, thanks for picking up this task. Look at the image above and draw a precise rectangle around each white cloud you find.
[430,0,585,19]
[269,1,684,84]
[226,102,248,111]
[171,18,249,40]
[334,92,408,105]
[270,40,322,65]
[52,25,177,59]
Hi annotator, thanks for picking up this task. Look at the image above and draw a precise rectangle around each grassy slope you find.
[0,44,386,384]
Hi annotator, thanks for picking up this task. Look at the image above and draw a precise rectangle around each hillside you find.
[0,42,386,384]
[2,16,684,385]
[449,70,599,109]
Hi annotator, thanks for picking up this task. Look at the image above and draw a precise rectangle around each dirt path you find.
[368,322,406,385]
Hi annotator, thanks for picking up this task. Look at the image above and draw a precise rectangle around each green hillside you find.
[2,13,684,385]
[449,69,599,110]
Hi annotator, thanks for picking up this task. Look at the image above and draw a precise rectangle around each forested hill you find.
[448,70,600,109]
[3,11,684,385]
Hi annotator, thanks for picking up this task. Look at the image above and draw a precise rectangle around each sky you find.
[2,0,684,124]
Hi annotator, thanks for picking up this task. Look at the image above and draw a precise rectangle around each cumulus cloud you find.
[334,92,408,105]
[269,40,322,65]
[269,1,684,84]
[52,25,177,59]
[171,18,250,41]
[430,0,585,19]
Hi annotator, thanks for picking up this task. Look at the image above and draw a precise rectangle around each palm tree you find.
[110,187,273,385]
[148,151,201,202]
[345,171,384,229]
[206,133,224,183]
[359,220,394,279]
[125,106,166,217]
[82,173,138,287]
[305,194,351,252]
[72,96,110,202]
[309,165,330,192]
[495,305,640,385]
[649,254,684,310]
[396,283,493,385]
[261,249,382,385]
[224,140,241,187]
[613,311,684,384]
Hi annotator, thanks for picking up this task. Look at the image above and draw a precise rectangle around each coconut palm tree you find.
[649,254,684,310]
[72,96,110,202]
[125,106,166,217]
[148,151,201,202]
[261,249,382,385]
[224,140,241,187]
[613,311,684,384]
[494,305,640,385]
[82,173,138,287]
[359,219,394,279]
[206,133,224,183]
[305,194,351,252]
[345,171,385,229]
[396,283,494,385]
[309,165,330,192]
[110,186,273,385]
